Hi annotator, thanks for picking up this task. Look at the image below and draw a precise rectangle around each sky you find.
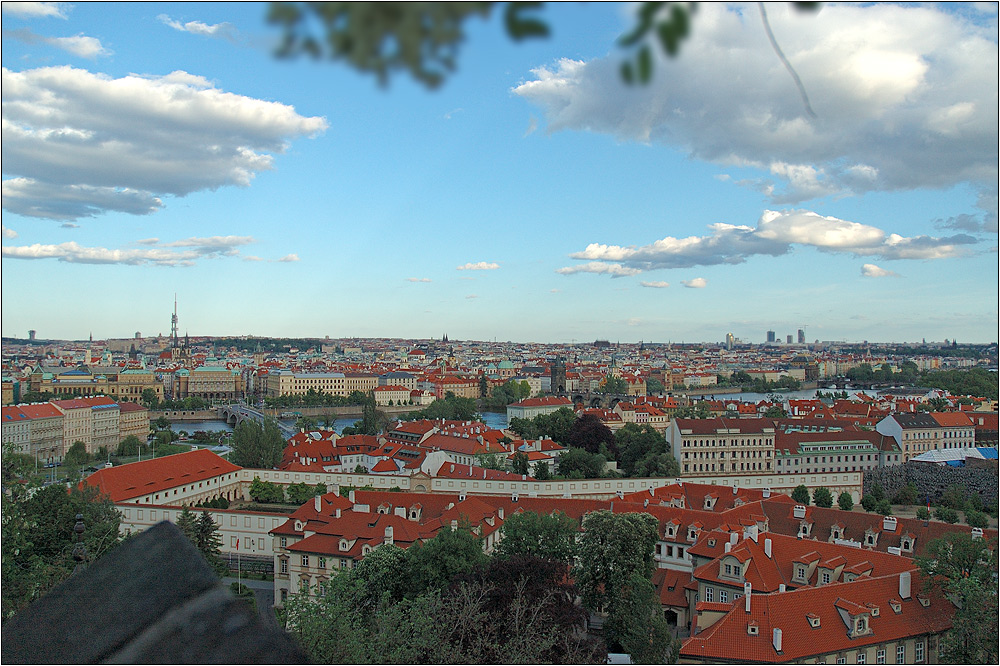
[1,2,997,344]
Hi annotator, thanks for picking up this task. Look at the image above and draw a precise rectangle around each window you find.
[705,587,714,602]
[857,652,866,664]
[821,572,831,585]
[724,564,732,576]
[877,649,886,664]
[836,658,845,665]
[318,557,326,569]
[896,645,905,664]
[915,641,924,663]
[301,554,309,567]
[280,559,288,574]
[719,590,728,603]
[280,537,287,548]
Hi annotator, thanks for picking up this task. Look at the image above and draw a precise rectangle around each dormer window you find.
[666,525,676,538]
[339,538,349,551]
[889,599,901,614]
[747,622,759,635]
[855,617,867,633]
[900,536,914,552]
[688,527,698,541]
[917,595,930,608]
[362,544,372,555]
[794,565,808,583]
[807,613,820,628]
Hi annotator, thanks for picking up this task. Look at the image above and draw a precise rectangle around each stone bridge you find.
[554,391,635,410]
[218,404,297,439]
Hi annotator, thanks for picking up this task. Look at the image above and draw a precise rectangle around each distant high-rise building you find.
[786,334,793,344]
[28,330,36,341]
[766,330,776,343]
[726,333,735,350]
[797,329,805,344]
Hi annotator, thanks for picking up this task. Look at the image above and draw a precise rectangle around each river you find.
[171,410,511,437]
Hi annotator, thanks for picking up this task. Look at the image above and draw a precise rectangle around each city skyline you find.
[2,2,997,343]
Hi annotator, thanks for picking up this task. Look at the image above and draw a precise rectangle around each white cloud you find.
[1,66,328,220]
[59,222,78,228]
[560,209,978,276]
[681,278,708,288]
[640,280,670,288]
[1,236,256,267]
[277,254,299,263]
[861,263,899,278]
[456,261,500,270]
[406,277,432,283]
[2,225,17,239]
[158,14,239,42]
[549,288,560,293]
[556,261,642,277]
[1,2,68,19]
[466,294,478,299]
[513,4,998,217]
[243,255,264,262]
[6,29,111,58]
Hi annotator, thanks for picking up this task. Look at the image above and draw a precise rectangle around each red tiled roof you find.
[82,449,241,502]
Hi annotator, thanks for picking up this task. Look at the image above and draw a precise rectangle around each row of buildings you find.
[2,397,149,460]
[80,448,992,664]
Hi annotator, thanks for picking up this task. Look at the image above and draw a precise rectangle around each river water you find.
[169,391,874,436]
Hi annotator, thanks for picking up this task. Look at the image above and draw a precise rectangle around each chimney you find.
[725,542,732,553]
[384,525,393,545]
[498,507,504,520]
[772,628,782,653]
[793,505,806,519]
[744,582,752,613]
[779,583,786,593]
[335,508,341,518]
[730,532,739,545]
[899,571,911,599]
[450,519,458,531]
[314,495,322,512]
[763,488,771,498]
[349,489,356,503]
[883,515,897,532]
[764,538,772,558]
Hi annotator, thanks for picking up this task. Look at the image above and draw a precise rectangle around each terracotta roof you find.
[681,572,952,663]
[83,449,241,502]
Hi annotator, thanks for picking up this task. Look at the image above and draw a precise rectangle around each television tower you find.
[170,294,179,349]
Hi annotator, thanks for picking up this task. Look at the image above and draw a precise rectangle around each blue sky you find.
[2,2,997,344]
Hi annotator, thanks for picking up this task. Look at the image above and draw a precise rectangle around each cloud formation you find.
[1,2,67,19]
[1,66,328,220]
[861,264,899,278]
[277,254,299,263]
[558,210,978,276]
[2,225,17,239]
[158,14,240,42]
[640,281,670,288]
[406,277,432,283]
[5,28,111,58]
[456,262,500,271]
[513,4,997,217]
[681,278,707,288]
[2,235,255,267]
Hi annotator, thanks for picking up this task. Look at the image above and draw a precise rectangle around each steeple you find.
[170,294,179,349]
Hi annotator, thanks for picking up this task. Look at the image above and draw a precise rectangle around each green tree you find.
[494,510,579,565]
[837,492,854,512]
[286,482,316,505]
[556,447,606,479]
[404,524,488,597]
[2,485,123,619]
[154,415,170,430]
[870,481,886,502]
[230,418,285,468]
[633,452,680,478]
[645,377,665,394]
[791,484,810,505]
[249,477,285,503]
[116,434,144,457]
[763,404,788,418]
[964,510,988,529]
[566,414,615,455]
[63,441,89,469]
[860,494,877,512]
[917,532,999,664]
[600,375,628,394]
[812,486,833,508]
[532,460,551,480]
[602,571,677,663]
[574,510,658,611]
[195,510,226,575]
[511,451,529,476]
[615,423,665,477]
[935,506,959,524]
[141,388,159,408]
[892,482,918,506]
[874,498,893,516]
[941,484,969,511]
[916,506,931,520]
[176,505,198,542]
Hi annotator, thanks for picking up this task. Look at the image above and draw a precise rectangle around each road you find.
[223,576,277,627]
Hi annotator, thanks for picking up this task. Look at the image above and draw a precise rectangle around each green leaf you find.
[637,46,652,83]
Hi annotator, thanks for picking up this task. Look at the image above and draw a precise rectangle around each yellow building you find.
[265,371,378,398]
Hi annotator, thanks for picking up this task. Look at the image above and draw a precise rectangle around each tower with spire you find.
[170,294,179,349]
